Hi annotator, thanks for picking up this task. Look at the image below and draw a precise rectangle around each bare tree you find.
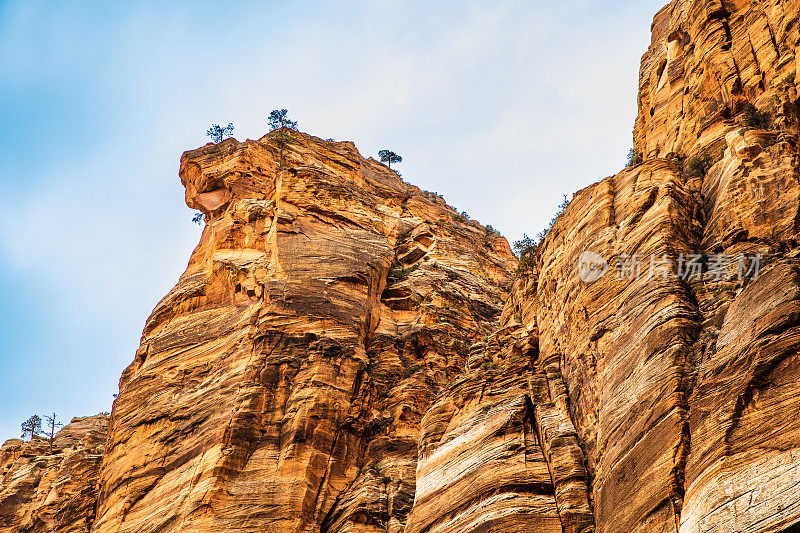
[21,415,42,440]
[43,413,64,444]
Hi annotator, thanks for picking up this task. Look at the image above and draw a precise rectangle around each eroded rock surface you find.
[635,0,800,159]
[412,1,800,531]
[92,131,515,533]
[404,323,593,533]
[0,415,108,533]
[4,1,800,532]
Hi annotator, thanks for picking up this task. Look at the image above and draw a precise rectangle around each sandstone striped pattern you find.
[0,415,108,532]
[3,1,800,532]
[92,131,515,533]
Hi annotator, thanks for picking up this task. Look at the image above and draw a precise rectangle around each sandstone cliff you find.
[3,0,800,532]
[93,131,515,533]
[0,415,108,532]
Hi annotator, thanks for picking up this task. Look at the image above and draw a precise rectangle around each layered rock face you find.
[404,321,593,533]
[91,131,515,533]
[635,0,799,158]
[0,415,108,532]
[4,1,800,532]
[394,0,800,531]
[529,1,800,531]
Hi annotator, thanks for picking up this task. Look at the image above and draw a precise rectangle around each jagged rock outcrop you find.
[3,1,800,532]
[635,0,799,159]
[400,1,800,532]
[92,131,515,533]
[404,323,593,533]
[0,415,108,532]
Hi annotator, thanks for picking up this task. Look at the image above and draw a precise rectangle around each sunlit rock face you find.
[635,0,799,160]
[409,0,800,531]
[4,1,800,532]
[91,130,515,533]
[0,415,108,533]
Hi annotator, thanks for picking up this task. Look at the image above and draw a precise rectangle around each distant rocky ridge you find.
[0,415,107,532]
[2,0,800,531]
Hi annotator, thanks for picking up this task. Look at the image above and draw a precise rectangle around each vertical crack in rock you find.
[534,355,595,533]
[669,185,707,526]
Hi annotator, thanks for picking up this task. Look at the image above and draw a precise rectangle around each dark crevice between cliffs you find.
[529,394,561,517]
[778,518,800,533]
[531,373,596,533]
[671,169,713,527]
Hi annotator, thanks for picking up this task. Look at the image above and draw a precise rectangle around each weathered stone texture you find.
[91,131,515,533]
[5,2,800,532]
[0,415,108,533]
[635,0,799,159]
[404,324,592,533]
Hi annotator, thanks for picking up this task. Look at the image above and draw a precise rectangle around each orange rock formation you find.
[2,1,800,531]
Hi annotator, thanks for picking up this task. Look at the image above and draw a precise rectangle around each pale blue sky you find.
[0,0,666,439]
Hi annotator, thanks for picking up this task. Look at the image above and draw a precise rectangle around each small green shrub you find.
[741,104,773,130]
[685,154,713,178]
[513,234,535,257]
[453,211,469,224]
[627,148,644,167]
[514,195,570,275]
[513,234,537,275]
[379,476,392,484]
[482,224,501,245]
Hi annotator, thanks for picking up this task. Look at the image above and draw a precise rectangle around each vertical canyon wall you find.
[2,1,800,532]
[91,132,516,533]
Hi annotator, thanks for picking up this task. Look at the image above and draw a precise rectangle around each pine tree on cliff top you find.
[206,123,235,143]
[267,109,298,168]
[21,415,42,440]
[267,109,298,132]
[378,149,402,169]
